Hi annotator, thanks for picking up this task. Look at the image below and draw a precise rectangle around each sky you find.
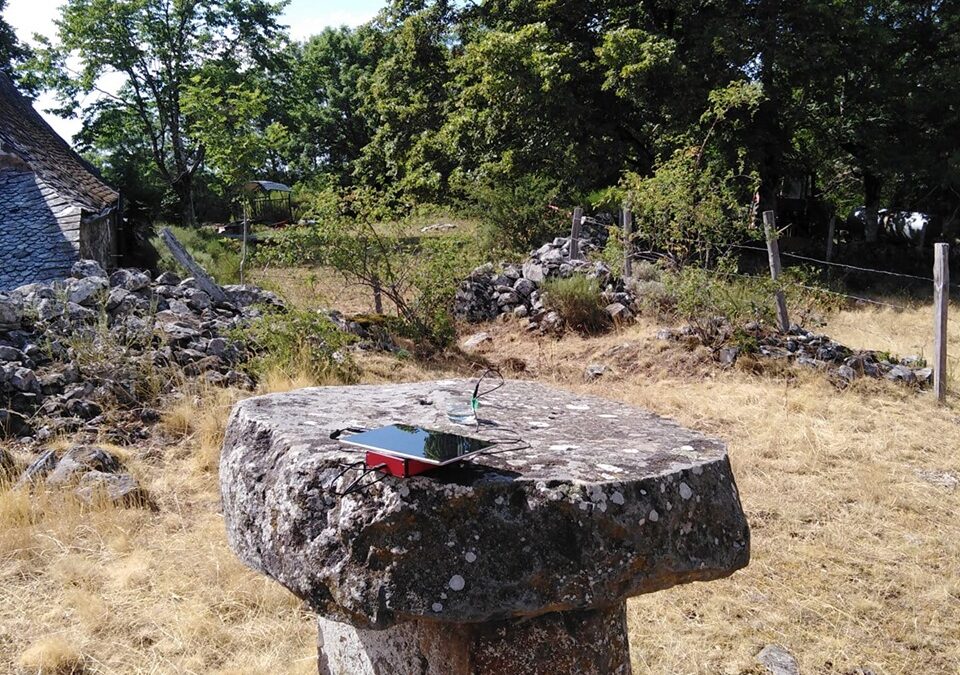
[3,0,385,140]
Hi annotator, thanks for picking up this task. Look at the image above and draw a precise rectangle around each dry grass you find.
[2,301,959,673]
[473,308,960,674]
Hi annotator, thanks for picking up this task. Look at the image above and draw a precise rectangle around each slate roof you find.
[0,71,118,212]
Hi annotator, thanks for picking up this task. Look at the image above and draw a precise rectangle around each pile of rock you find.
[454,232,637,330]
[1,444,150,507]
[0,259,283,440]
[659,321,934,387]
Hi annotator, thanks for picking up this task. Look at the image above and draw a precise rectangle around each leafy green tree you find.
[32,0,287,225]
[181,74,289,207]
[282,27,376,181]
[354,0,454,200]
[0,0,32,90]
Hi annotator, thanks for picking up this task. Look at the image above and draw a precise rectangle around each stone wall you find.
[79,209,117,272]
[0,168,116,291]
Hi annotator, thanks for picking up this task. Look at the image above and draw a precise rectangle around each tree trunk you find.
[863,171,882,243]
[172,174,197,227]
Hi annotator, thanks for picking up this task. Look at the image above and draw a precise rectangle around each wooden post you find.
[762,210,790,332]
[934,242,949,402]
[240,204,249,285]
[824,214,836,262]
[622,207,634,280]
[160,227,228,303]
[569,207,583,260]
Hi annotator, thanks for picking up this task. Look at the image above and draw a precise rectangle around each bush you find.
[152,225,241,284]
[239,310,358,383]
[465,173,567,253]
[542,275,611,334]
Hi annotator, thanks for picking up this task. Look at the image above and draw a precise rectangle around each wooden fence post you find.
[160,227,228,303]
[569,207,583,260]
[825,214,837,263]
[762,210,791,332]
[934,242,949,402]
[622,207,634,280]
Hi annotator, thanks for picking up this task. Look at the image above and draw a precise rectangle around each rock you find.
[70,259,107,278]
[655,329,675,341]
[838,364,857,381]
[461,332,493,352]
[5,366,40,394]
[756,644,799,675]
[17,449,58,484]
[718,347,740,366]
[0,298,22,330]
[221,380,749,632]
[914,469,958,490]
[513,305,528,318]
[521,260,545,284]
[46,445,122,486]
[75,471,149,507]
[155,271,182,286]
[513,278,536,297]
[885,365,917,385]
[605,302,634,322]
[915,367,933,384]
[110,268,151,291]
[496,291,520,306]
[584,363,607,380]
[66,398,103,420]
[0,345,26,362]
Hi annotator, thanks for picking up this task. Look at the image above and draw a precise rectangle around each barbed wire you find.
[728,243,960,287]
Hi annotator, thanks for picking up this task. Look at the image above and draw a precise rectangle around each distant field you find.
[1,277,958,673]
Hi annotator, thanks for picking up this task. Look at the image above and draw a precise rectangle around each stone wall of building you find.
[79,210,117,272]
[0,168,83,290]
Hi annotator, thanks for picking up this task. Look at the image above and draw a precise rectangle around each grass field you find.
[2,296,958,673]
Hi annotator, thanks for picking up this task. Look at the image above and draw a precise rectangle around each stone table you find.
[220,380,749,674]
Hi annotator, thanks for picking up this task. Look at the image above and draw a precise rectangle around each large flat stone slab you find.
[220,380,749,629]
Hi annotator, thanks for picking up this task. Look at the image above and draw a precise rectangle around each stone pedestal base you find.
[317,603,631,675]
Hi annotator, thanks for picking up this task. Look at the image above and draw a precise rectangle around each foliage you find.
[0,0,33,91]
[625,80,763,266]
[239,310,358,383]
[542,276,610,335]
[465,173,567,254]
[181,75,289,205]
[30,0,286,225]
[263,217,481,350]
[151,226,241,285]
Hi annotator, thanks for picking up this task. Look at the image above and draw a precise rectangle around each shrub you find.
[239,310,358,383]
[465,173,567,254]
[542,275,611,334]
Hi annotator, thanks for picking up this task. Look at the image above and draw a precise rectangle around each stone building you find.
[0,72,120,290]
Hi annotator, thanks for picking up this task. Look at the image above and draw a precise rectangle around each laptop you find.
[338,423,494,466]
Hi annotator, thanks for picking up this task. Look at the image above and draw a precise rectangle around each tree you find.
[181,73,289,207]
[281,27,376,182]
[32,0,287,225]
[354,0,455,201]
[0,0,32,89]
